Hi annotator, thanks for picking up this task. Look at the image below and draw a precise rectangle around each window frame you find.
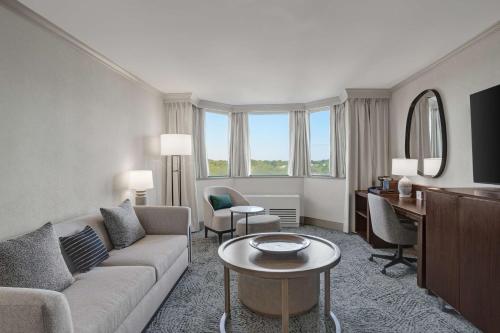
[248,111,290,177]
[204,109,230,178]
[308,106,332,177]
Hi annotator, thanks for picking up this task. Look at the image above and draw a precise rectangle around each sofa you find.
[0,205,191,333]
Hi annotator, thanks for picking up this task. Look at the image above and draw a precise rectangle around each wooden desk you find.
[355,190,427,288]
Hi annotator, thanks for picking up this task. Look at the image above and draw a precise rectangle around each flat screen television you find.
[470,83,500,184]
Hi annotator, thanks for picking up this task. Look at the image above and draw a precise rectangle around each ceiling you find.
[20,0,500,104]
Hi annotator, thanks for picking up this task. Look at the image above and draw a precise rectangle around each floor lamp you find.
[161,134,192,206]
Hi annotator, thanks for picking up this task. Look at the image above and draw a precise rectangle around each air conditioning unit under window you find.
[244,194,300,228]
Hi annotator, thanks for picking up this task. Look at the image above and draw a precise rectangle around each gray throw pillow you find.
[100,199,146,249]
[0,222,75,291]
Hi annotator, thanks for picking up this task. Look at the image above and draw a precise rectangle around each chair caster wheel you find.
[381,269,386,275]
[369,256,374,262]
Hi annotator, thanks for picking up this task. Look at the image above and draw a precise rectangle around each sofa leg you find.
[218,233,223,244]
[205,227,208,238]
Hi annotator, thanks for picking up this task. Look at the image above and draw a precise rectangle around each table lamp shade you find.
[424,158,442,176]
[392,158,418,176]
[160,134,192,156]
[129,170,154,190]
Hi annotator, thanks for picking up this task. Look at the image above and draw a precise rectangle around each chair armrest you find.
[134,206,191,236]
[0,287,73,333]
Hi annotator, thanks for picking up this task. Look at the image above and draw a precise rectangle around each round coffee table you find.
[218,233,341,333]
[229,206,264,237]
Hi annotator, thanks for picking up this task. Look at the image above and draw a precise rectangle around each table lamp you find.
[129,170,154,205]
[423,158,442,176]
[160,134,192,206]
[392,158,418,198]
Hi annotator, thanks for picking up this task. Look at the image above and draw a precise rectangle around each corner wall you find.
[390,27,500,187]
[0,4,165,239]
[196,177,346,229]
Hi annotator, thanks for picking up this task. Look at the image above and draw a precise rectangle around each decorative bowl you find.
[249,234,310,255]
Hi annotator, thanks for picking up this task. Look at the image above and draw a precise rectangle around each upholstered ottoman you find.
[235,214,281,236]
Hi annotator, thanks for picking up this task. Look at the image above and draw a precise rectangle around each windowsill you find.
[197,175,343,180]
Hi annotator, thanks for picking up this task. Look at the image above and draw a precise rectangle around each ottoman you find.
[235,214,280,236]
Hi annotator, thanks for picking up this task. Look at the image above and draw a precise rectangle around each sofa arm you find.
[0,287,73,333]
[134,206,191,236]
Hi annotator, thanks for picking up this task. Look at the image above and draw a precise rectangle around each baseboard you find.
[303,216,344,232]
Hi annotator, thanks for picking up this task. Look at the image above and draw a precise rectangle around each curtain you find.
[289,110,310,176]
[410,97,431,171]
[192,106,208,179]
[428,97,442,158]
[331,103,346,178]
[229,112,250,177]
[165,100,200,231]
[344,98,389,232]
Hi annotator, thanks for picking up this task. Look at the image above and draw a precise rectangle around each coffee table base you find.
[220,267,341,333]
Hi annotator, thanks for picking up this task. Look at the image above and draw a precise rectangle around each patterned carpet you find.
[145,225,478,333]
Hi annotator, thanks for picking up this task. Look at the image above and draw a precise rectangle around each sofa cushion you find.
[100,235,187,280]
[59,225,109,273]
[0,222,74,291]
[100,199,146,249]
[63,266,155,333]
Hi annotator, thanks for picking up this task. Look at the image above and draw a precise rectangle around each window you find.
[309,108,331,175]
[249,113,289,175]
[205,111,229,177]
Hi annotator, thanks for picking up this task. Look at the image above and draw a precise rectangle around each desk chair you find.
[367,194,417,274]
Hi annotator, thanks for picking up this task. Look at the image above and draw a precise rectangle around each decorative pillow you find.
[100,199,146,249]
[0,222,74,291]
[210,194,233,210]
[59,226,109,272]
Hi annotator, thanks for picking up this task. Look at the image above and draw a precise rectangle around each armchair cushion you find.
[209,194,233,210]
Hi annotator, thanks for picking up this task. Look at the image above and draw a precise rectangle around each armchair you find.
[203,186,249,244]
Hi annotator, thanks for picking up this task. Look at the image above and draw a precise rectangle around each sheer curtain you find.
[331,103,346,178]
[229,112,250,177]
[344,98,389,232]
[289,110,310,176]
[428,97,442,158]
[165,100,200,231]
[192,105,208,179]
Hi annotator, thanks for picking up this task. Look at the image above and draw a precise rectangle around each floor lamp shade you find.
[161,134,192,156]
[129,170,154,205]
[160,134,192,207]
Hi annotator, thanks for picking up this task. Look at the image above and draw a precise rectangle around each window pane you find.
[205,111,229,177]
[249,113,289,175]
[310,109,331,175]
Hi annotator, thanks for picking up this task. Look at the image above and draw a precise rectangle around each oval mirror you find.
[405,89,447,177]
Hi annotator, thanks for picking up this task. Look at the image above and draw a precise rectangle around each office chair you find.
[367,193,417,274]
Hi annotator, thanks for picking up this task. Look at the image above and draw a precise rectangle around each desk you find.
[355,190,427,288]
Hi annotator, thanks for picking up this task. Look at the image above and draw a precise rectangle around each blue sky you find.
[205,110,330,161]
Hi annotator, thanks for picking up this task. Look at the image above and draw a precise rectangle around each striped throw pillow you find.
[60,226,109,272]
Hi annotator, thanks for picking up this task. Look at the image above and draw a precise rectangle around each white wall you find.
[303,178,346,224]
[196,177,346,228]
[0,5,165,239]
[390,27,500,188]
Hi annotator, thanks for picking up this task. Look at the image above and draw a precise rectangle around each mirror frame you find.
[404,89,447,178]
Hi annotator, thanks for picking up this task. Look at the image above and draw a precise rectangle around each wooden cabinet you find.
[426,188,500,333]
[426,191,460,309]
[458,197,500,332]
